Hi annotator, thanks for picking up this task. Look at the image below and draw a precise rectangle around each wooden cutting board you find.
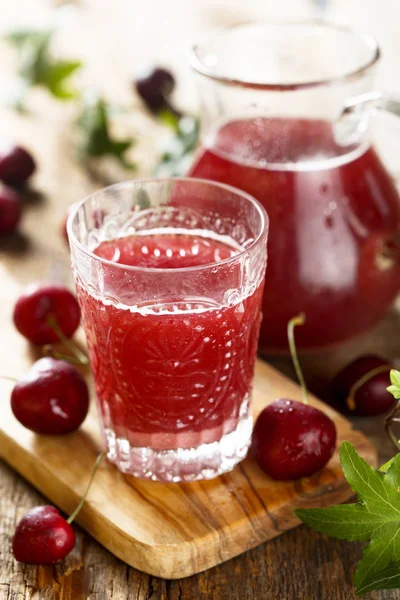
[0,355,376,579]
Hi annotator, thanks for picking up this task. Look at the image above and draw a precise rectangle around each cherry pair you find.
[0,145,36,234]
[11,281,89,433]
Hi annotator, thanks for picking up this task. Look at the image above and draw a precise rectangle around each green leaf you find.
[16,32,51,84]
[384,454,400,491]
[296,442,400,595]
[158,108,180,132]
[340,441,400,510]
[3,27,81,105]
[390,370,400,388]
[77,94,135,167]
[41,60,82,99]
[356,563,400,595]
[155,114,199,176]
[295,504,377,542]
[388,369,400,399]
[4,29,51,49]
[380,456,397,473]
[354,522,400,590]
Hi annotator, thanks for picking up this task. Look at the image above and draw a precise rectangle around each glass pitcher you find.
[188,21,400,353]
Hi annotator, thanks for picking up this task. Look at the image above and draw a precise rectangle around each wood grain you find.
[0,354,376,579]
[2,452,400,600]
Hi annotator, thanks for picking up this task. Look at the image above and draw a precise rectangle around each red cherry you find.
[0,185,22,233]
[252,314,337,480]
[332,355,393,416]
[0,145,36,186]
[11,357,89,434]
[12,506,75,565]
[252,399,337,480]
[13,282,81,345]
[12,453,103,566]
[135,66,176,114]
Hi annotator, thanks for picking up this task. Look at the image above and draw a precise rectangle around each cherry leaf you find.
[295,442,400,595]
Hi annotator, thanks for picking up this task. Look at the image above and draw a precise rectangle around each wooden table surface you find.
[2,0,400,598]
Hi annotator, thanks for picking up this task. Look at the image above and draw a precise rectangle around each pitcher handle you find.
[335,90,400,145]
[342,90,400,118]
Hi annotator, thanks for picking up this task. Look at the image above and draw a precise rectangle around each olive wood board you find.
[0,357,376,579]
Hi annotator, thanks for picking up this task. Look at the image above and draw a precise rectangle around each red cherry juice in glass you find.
[77,231,263,451]
[189,117,400,352]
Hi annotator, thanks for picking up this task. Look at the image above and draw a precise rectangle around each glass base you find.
[104,415,252,482]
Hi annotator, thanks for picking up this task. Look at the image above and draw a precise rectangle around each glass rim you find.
[67,177,269,274]
[190,20,380,91]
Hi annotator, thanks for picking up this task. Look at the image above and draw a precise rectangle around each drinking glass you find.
[68,178,268,482]
[189,21,400,353]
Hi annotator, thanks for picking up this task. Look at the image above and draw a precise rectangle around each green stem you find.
[0,375,18,383]
[67,452,104,525]
[385,401,400,452]
[347,365,392,411]
[46,314,88,366]
[287,313,308,405]
[42,345,85,366]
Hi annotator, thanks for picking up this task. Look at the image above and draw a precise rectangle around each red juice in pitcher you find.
[190,117,400,352]
[77,231,263,452]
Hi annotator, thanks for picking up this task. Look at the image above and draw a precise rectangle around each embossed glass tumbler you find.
[68,179,268,482]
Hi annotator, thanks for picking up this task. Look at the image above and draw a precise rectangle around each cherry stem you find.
[42,345,85,366]
[45,314,88,366]
[67,452,104,525]
[347,365,392,411]
[287,313,308,405]
[0,375,18,383]
[385,402,400,452]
